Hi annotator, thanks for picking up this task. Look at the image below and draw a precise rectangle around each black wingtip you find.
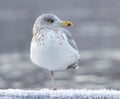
[66,64,79,69]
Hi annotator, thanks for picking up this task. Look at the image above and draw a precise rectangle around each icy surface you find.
[0,0,120,90]
[0,89,120,99]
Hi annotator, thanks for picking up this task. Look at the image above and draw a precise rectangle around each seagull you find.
[30,14,80,89]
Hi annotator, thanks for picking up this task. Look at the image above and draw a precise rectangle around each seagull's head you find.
[35,14,73,28]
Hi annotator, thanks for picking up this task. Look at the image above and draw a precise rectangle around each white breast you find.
[30,30,80,71]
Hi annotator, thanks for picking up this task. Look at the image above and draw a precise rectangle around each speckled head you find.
[35,13,73,28]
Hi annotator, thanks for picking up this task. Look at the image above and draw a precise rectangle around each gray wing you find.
[60,28,78,50]
[60,28,80,69]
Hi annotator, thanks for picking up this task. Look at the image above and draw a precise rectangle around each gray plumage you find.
[60,28,78,50]
[59,28,80,69]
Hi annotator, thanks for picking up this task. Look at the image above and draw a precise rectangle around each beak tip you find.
[60,21,73,27]
[67,22,73,27]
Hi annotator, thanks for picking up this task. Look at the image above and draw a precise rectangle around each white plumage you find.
[30,14,80,89]
[31,29,80,71]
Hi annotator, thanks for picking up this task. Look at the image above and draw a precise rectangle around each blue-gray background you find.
[0,0,120,89]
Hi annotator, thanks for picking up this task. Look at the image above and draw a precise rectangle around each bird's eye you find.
[47,19,54,23]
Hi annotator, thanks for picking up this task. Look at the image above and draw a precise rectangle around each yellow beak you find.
[60,21,73,27]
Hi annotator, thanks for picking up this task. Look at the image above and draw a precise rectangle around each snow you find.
[0,89,120,99]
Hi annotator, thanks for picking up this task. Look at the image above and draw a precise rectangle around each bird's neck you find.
[39,25,60,30]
